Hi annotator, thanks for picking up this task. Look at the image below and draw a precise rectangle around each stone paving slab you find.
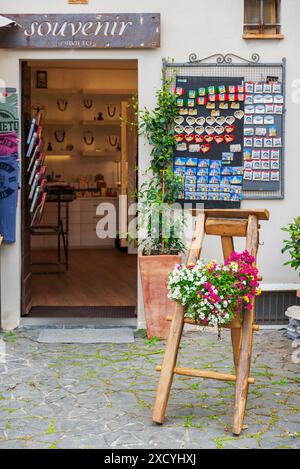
[0,328,299,449]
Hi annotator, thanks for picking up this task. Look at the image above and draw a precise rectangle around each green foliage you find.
[282,217,300,273]
[133,81,186,255]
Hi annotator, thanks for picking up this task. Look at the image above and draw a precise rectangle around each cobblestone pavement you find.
[0,328,299,449]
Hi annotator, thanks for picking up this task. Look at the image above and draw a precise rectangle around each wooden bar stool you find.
[152,208,270,436]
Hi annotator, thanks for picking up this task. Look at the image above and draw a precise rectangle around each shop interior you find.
[23,59,138,318]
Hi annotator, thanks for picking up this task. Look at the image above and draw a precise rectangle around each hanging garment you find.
[0,154,19,243]
[0,132,18,156]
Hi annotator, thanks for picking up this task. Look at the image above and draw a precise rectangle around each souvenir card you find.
[220,176,231,186]
[197,168,209,177]
[198,87,206,96]
[185,184,196,192]
[255,127,267,136]
[271,149,280,159]
[253,115,264,125]
[221,166,233,176]
[208,184,220,193]
[261,171,270,181]
[174,166,186,176]
[261,150,270,160]
[273,137,282,147]
[189,144,200,153]
[254,137,263,147]
[252,149,260,159]
[186,167,197,176]
[177,98,184,107]
[264,138,273,148]
[264,94,273,104]
[186,157,198,166]
[219,102,229,110]
[230,175,243,185]
[197,176,209,184]
[274,104,283,114]
[272,83,282,94]
[261,160,270,170]
[244,137,253,147]
[254,94,264,104]
[265,104,274,114]
[254,83,263,93]
[197,184,208,193]
[177,142,188,151]
[244,127,254,136]
[245,83,254,94]
[210,160,222,169]
[185,176,197,185]
[264,115,274,125]
[230,143,241,152]
[208,193,220,201]
[245,105,255,114]
[271,160,280,169]
[263,83,272,94]
[255,105,265,114]
[185,192,197,200]
[271,171,280,181]
[244,115,253,125]
[209,176,221,185]
[274,95,284,104]
[253,171,261,181]
[187,99,195,107]
[175,87,185,96]
[188,90,196,99]
[198,159,210,168]
[219,193,231,201]
[253,160,261,170]
[244,161,252,170]
[209,169,221,177]
[232,167,244,175]
[245,95,254,105]
[243,170,252,180]
[220,184,231,193]
[174,157,187,166]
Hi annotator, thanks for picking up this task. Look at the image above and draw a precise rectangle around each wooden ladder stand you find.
[152,208,270,436]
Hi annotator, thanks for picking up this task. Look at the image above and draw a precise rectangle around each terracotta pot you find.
[139,254,181,339]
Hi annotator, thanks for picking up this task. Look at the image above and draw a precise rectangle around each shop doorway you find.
[21,59,138,319]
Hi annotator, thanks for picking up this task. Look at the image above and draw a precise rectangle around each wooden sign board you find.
[0,13,160,49]
[68,1,89,4]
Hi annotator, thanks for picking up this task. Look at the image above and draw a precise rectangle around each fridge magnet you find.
[208,94,217,102]
[195,126,205,135]
[244,137,253,147]
[255,127,267,136]
[274,95,284,104]
[245,95,254,105]
[175,87,185,96]
[174,116,185,125]
[174,134,184,143]
[244,161,252,170]
[215,126,225,135]
[253,115,264,125]
[271,149,280,159]
[185,134,195,143]
[254,83,263,93]
[218,94,227,102]
[243,170,252,180]
[274,104,283,114]
[271,160,280,170]
[187,99,195,107]
[198,159,209,168]
[271,171,280,181]
[208,86,217,94]
[196,97,207,106]
[253,160,261,170]
[273,138,282,147]
[198,88,207,96]
[230,175,243,185]
[222,152,234,162]
[175,125,184,134]
[232,167,244,175]
[177,98,184,107]
[262,160,270,170]
[245,105,255,114]
[179,108,188,115]
[272,83,282,94]
[209,168,221,177]
[253,171,261,181]
[238,85,245,93]
[211,110,220,117]
[185,184,196,192]
[219,193,231,201]
[264,115,275,125]
[188,90,196,99]
[227,85,237,93]
[200,144,211,154]
[225,125,235,134]
[215,135,224,145]
[221,166,233,175]
[269,126,277,137]
[261,150,270,159]
[254,95,264,104]
[252,149,261,159]
[196,117,206,125]
[177,142,188,152]
[243,149,252,160]
[197,168,209,177]
[188,108,198,116]
[186,116,196,125]
[195,135,205,143]
[263,83,272,94]
[264,94,273,104]
[174,157,187,166]
[265,104,274,114]
[230,143,241,152]
[185,126,194,135]
[220,183,231,192]
[261,171,270,181]
[174,166,186,176]
[205,125,215,135]
[189,144,200,153]
[264,138,273,148]
[225,115,236,125]
[206,103,215,109]
[57,98,68,112]
[255,105,265,114]
[254,137,263,147]
[244,115,253,125]
[219,102,229,110]
[206,116,216,125]
[216,116,226,125]
[186,167,197,176]
[197,176,209,184]
[245,83,254,94]
[210,160,222,169]
[186,158,198,166]
[204,135,214,143]
[218,85,227,94]
[209,176,221,185]
[185,176,197,185]
[224,134,235,143]
[231,102,240,109]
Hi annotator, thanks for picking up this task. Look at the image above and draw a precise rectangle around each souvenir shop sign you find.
[0,14,160,49]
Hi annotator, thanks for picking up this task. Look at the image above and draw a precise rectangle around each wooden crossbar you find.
[166,316,260,331]
[156,366,255,384]
[152,209,269,436]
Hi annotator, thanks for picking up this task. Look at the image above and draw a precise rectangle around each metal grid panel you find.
[163,54,286,200]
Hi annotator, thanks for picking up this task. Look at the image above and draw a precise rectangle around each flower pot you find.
[139,254,181,339]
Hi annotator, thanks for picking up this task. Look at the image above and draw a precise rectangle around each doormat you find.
[37,328,134,344]
[28,305,137,318]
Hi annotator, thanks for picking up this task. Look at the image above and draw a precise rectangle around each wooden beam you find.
[191,209,270,221]
[156,366,254,385]
[187,211,206,265]
[205,218,248,237]
[166,316,259,331]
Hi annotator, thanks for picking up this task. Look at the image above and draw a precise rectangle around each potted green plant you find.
[136,82,186,339]
[282,216,300,299]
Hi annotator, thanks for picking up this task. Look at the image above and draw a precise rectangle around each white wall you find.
[0,0,299,329]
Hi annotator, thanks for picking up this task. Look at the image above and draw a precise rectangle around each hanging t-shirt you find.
[0,154,18,243]
[0,132,18,156]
